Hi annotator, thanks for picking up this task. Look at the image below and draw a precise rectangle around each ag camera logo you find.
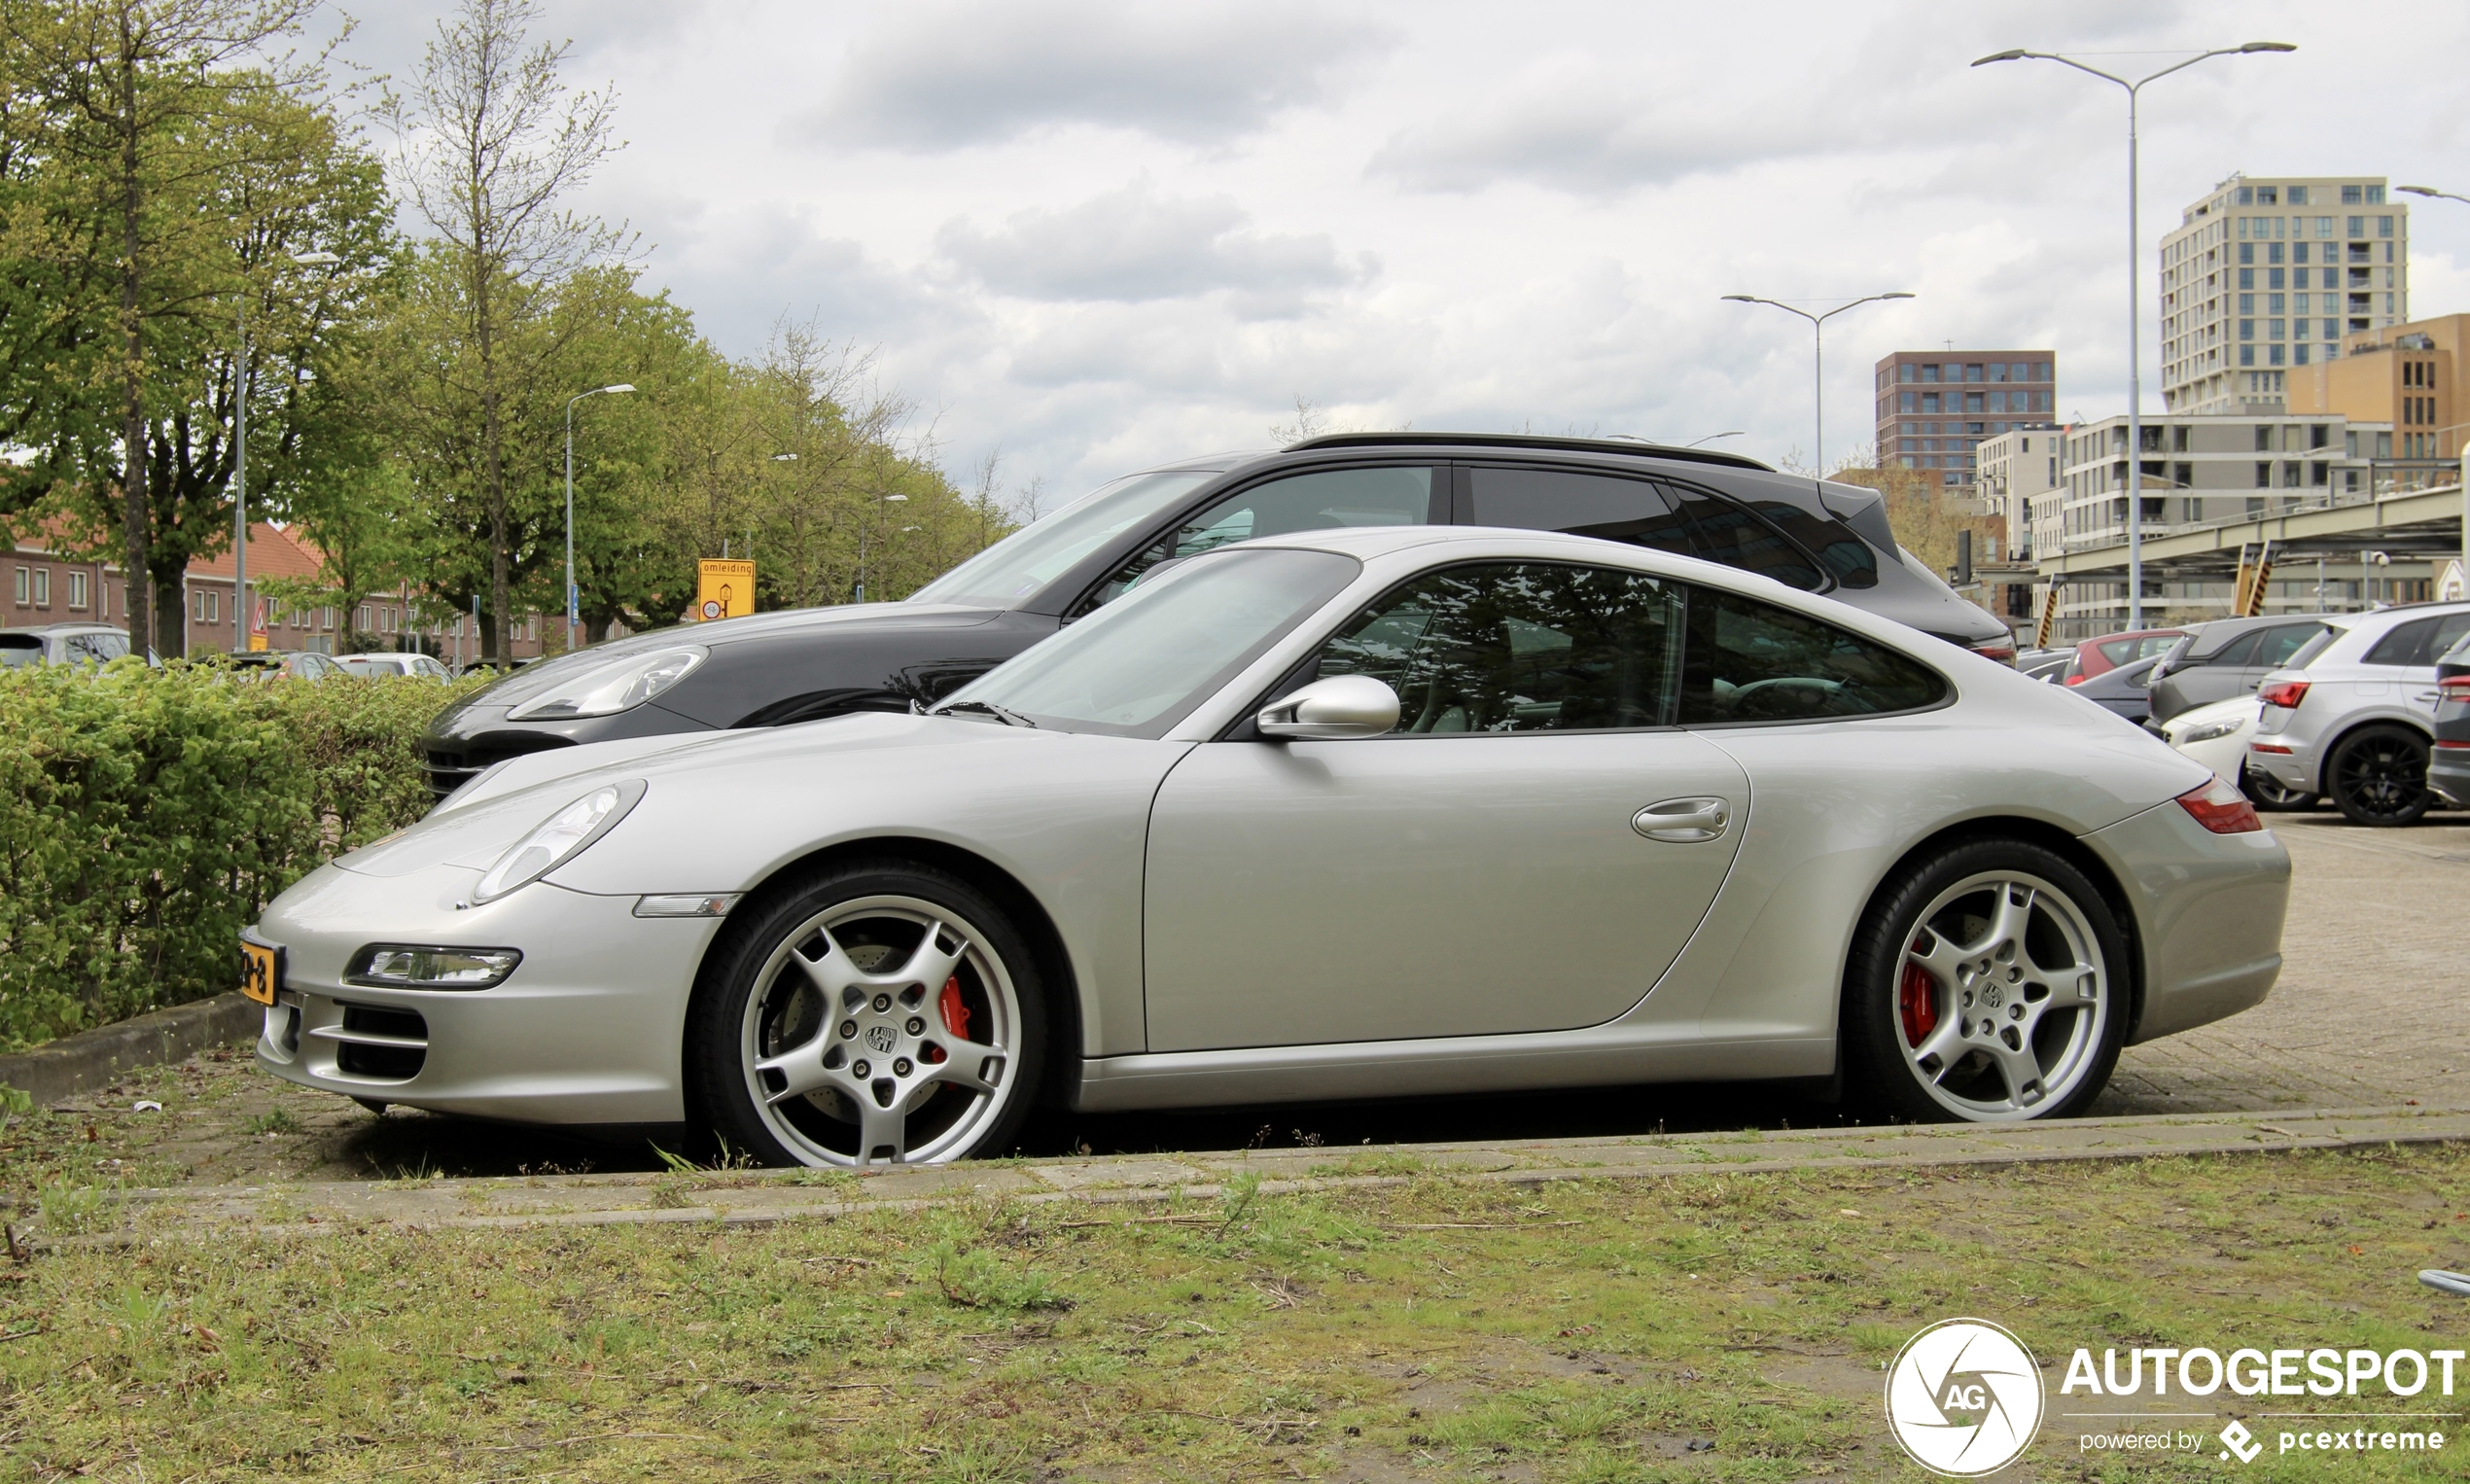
[1886,1319,2047,1476]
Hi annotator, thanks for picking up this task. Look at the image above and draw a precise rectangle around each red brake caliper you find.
[935,975,970,1057]
[1898,951,1938,1046]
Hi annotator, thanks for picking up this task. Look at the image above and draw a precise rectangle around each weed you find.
[930,1240,1071,1311]
[243,1108,300,1136]
[1217,1170,1263,1238]
[37,1177,113,1235]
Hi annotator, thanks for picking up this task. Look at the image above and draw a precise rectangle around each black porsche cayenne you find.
[418,432,2014,801]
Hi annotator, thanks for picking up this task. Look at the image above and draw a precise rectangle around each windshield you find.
[909,469,1218,609]
[940,548,1358,737]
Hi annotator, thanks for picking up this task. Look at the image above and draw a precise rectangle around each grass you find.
[0,1145,2467,1480]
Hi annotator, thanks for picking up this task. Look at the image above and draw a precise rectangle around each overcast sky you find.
[326,0,2470,506]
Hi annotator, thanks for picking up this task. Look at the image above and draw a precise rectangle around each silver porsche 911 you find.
[246,527,2289,1165]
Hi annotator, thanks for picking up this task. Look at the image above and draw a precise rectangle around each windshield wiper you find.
[934,699,1039,728]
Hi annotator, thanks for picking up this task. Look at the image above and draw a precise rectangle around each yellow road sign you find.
[696,559,755,621]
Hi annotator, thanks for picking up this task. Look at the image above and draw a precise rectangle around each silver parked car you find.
[2248,603,2470,826]
[246,527,2290,1164]
[2146,614,2333,727]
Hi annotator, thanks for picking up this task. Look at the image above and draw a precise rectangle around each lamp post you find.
[232,250,339,653]
[1719,293,1914,473]
[565,383,635,652]
[1972,41,2295,632]
[854,493,908,603]
[2398,190,2470,583]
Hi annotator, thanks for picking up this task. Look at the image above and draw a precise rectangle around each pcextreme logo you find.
[1885,1319,2047,1476]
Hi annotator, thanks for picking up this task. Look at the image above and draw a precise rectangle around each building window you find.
[2379,216,2394,237]
[2255,462,2272,488]
[30,568,48,607]
[2239,291,2254,311]
[1921,393,1939,413]
[2346,216,2365,238]
[9,566,22,604]
[1920,364,1940,383]
[2292,344,2309,365]
[1897,364,1915,383]
[2239,242,2254,265]
[2268,319,2285,340]
[68,570,88,609]
[1899,392,1917,412]
[2343,185,2362,204]
[2239,319,2254,340]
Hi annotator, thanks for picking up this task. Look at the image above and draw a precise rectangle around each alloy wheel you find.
[2329,728,2429,827]
[1892,871,2110,1121]
[737,894,1022,1167]
[2241,767,2312,811]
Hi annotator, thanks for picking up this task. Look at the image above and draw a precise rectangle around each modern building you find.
[2289,311,2464,462]
[2160,173,2409,417]
[1973,425,2064,561]
[1873,351,2058,489]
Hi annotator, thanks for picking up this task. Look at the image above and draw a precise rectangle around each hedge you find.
[0,661,486,1050]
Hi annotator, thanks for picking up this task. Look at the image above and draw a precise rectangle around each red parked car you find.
[2062,627,2186,686]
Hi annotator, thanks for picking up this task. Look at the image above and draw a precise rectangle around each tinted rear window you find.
[1676,589,1946,724]
[0,637,41,667]
[2363,612,2470,668]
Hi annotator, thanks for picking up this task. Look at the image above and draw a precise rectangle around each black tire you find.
[685,859,1046,1167]
[2241,767,2315,812]
[1844,837,2129,1125]
[2325,725,2432,828]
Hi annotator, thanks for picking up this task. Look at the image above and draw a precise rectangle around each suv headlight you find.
[472,780,646,903]
[507,647,706,720]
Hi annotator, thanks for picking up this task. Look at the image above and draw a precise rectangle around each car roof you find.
[2176,612,2336,655]
[1282,431,1773,473]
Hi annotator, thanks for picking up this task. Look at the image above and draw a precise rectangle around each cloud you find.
[1370,80,1812,195]
[935,183,1371,304]
[800,0,1396,150]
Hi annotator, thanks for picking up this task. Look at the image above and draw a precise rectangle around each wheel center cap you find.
[1981,983,2003,1009]
[864,1024,899,1054]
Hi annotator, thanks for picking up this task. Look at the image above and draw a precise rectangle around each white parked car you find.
[2160,695,2312,810]
[245,527,2291,1165]
[336,652,453,679]
[2249,604,2470,826]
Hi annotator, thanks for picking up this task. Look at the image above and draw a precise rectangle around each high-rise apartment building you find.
[2160,173,2408,417]
[1872,351,2058,490]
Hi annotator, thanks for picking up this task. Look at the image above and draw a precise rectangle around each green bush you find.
[0,661,484,1049]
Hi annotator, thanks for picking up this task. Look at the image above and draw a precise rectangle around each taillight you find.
[2258,679,2310,710]
[1968,640,2018,666]
[2177,778,2262,834]
[2440,677,2470,702]
[2064,673,2086,686]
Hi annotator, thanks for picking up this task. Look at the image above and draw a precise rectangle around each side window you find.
[1081,466,1438,613]
[1665,487,1828,592]
[2203,630,2265,668]
[1676,588,1947,724]
[1313,562,1682,733]
[1462,467,1694,557]
[2362,615,2469,668]
[2249,624,2322,668]
[1727,497,1880,589]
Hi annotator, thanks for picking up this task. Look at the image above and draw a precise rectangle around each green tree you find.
[0,0,335,655]
[375,0,623,664]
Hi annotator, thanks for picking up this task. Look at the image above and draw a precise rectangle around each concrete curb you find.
[81,1104,2470,1241]
[0,993,257,1109]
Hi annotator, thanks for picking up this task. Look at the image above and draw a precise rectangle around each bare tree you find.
[376,0,625,662]
[1267,394,1330,445]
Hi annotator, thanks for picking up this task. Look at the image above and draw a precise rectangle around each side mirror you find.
[1255,674,1400,740]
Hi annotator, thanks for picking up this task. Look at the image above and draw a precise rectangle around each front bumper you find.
[251,862,723,1123]
[2083,799,2291,1044]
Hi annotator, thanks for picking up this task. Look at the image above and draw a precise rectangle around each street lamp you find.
[1973,41,2295,631]
[854,493,908,603]
[232,250,339,652]
[1720,293,1913,472]
[2397,190,2470,583]
[565,383,635,652]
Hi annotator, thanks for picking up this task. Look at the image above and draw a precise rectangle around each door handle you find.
[1634,796,1729,843]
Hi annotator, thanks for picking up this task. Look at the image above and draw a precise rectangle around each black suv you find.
[419,434,2014,799]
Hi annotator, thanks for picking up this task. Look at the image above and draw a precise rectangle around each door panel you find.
[1143,730,1748,1050]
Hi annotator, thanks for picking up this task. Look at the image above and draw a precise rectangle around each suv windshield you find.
[939,548,1358,737]
[910,470,1218,609]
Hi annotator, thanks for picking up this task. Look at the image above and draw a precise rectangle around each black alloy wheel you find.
[2326,725,2432,828]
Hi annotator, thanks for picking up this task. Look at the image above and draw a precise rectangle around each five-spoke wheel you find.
[1847,841,2126,1123]
[689,864,1043,1167]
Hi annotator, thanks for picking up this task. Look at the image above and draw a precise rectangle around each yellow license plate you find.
[239,940,279,1006]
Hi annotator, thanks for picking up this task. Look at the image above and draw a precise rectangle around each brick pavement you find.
[2095,813,2470,1114]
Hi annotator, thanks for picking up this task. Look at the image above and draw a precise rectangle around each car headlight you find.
[2173,717,2245,745]
[347,944,522,990]
[507,647,705,720]
[472,780,646,903]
